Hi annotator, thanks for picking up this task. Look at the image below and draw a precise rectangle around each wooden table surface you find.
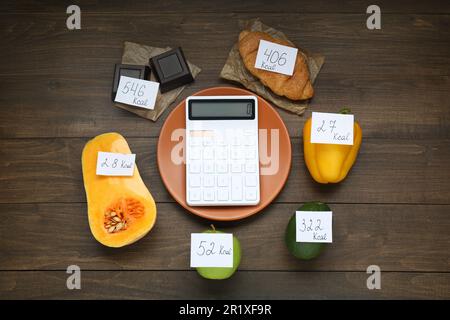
[0,0,449,299]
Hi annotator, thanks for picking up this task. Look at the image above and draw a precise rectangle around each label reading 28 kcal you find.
[96,151,136,176]
[254,40,298,76]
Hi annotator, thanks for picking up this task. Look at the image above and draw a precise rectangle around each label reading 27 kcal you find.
[310,112,354,145]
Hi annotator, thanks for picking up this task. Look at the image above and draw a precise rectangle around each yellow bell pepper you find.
[303,109,362,184]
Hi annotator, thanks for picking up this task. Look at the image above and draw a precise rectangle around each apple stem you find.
[210,224,216,232]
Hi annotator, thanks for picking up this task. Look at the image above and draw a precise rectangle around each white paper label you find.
[114,76,159,110]
[310,112,354,145]
[96,151,136,176]
[296,211,333,243]
[190,233,233,268]
[254,40,298,76]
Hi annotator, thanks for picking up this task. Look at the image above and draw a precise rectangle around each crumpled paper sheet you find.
[113,41,201,121]
[220,18,325,116]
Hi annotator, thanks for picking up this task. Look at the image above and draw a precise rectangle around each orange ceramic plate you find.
[157,87,292,221]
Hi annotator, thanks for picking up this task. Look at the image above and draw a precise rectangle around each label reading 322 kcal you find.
[296,211,333,243]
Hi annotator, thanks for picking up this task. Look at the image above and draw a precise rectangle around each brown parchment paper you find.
[113,41,201,121]
[220,18,325,116]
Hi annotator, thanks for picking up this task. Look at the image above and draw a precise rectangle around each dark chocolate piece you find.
[112,64,150,101]
[149,47,194,93]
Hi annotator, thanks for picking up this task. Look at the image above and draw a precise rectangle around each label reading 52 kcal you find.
[254,40,298,76]
[190,233,233,268]
[296,211,333,243]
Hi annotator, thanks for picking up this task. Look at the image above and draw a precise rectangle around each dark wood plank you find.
[1,203,449,272]
[1,138,449,204]
[2,0,449,14]
[1,74,449,139]
[1,271,448,299]
[1,14,448,77]
[0,13,448,139]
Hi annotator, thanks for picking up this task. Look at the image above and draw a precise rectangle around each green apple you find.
[196,225,241,280]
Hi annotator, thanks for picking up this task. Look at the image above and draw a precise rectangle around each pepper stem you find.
[339,107,352,114]
[210,224,216,232]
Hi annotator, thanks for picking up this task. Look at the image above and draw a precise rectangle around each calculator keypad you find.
[187,129,259,206]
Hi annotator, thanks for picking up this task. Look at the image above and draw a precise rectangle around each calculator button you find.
[245,148,255,159]
[189,137,201,146]
[216,138,227,146]
[203,137,213,146]
[245,187,257,201]
[217,188,229,201]
[217,175,229,187]
[189,147,202,160]
[189,175,201,187]
[203,147,214,159]
[203,161,214,173]
[203,188,215,201]
[215,147,228,160]
[231,148,243,160]
[216,162,228,173]
[231,162,242,173]
[245,162,256,173]
[245,175,257,187]
[244,136,255,146]
[244,129,255,136]
[232,175,242,186]
[189,161,201,173]
[232,188,243,201]
[231,176,243,200]
[231,136,241,146]
[203,175,215,187]
[189,189,201,201]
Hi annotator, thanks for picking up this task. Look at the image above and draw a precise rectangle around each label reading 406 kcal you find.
[254,39,298,76]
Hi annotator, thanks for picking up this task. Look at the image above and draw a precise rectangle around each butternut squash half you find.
[82,132,156,247]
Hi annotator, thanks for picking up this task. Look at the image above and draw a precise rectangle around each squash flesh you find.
[82,132,157,247]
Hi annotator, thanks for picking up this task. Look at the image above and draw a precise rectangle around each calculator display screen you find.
[189,99,255,120]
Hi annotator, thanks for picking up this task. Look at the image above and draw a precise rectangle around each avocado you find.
[285,201,330,260]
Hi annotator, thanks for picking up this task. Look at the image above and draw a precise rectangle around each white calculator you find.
[185,95,260,206]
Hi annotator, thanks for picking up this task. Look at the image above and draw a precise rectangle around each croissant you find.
[238,30,314,100]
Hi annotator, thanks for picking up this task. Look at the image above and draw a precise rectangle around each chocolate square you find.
[112,64,150,101]
[149,47,194,93]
